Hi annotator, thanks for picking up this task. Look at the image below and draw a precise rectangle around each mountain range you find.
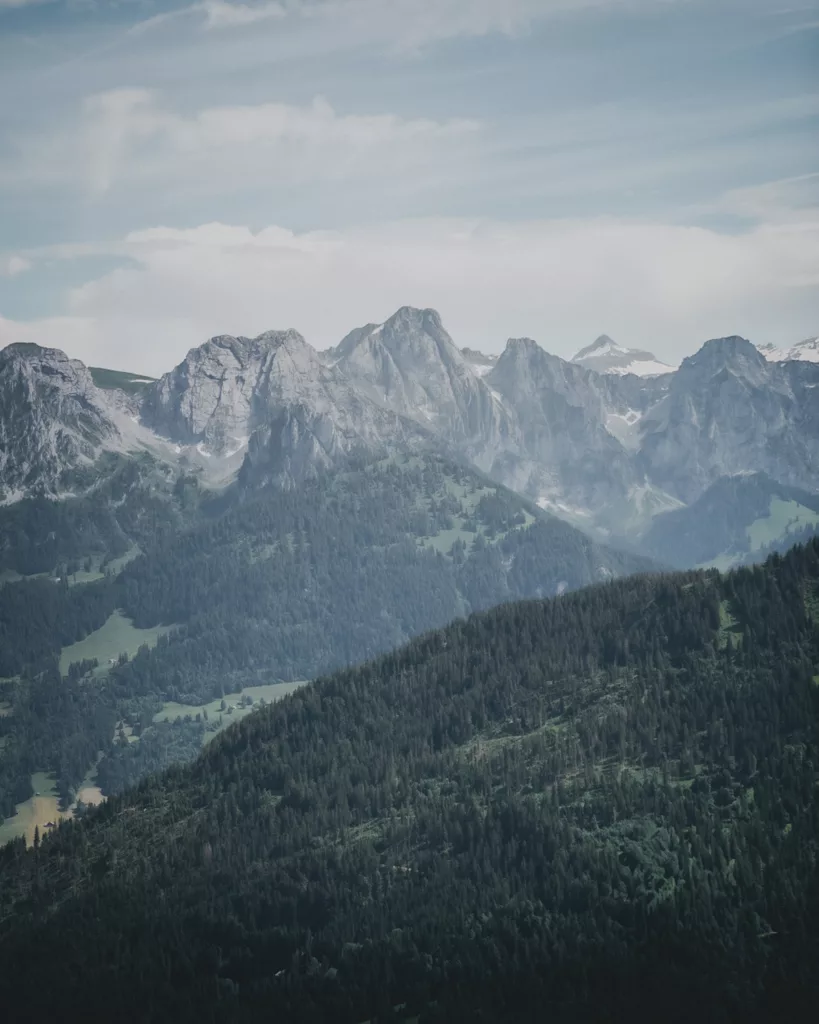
[1,311,818,1020]
[2,307,817,561]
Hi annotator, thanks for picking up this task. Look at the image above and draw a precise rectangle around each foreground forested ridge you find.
[1,541,817,1022]
[0,453,650,818]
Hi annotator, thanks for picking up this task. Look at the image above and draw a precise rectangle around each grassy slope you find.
[59,610,174,676]
[89,367,156,395]
[155,681,305,741]
[644,474,819,569]
[746,497,819,553]
[0,772,63,846]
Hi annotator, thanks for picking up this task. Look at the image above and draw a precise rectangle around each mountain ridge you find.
[2,312,817,550]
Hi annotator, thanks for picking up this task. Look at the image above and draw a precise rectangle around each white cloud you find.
[7,89,479,195]
[155,0,689,50]
[0,256,32,277]
[3,209,817,375]
[199,1,287,29]
[707,172,819,225]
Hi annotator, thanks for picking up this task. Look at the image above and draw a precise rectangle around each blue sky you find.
[0,0,817,373]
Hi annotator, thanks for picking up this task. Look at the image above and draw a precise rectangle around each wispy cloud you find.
[709,173,819,225]
[4,88,480,195]
[138,0,685,50]
[200,1,287,28]
[0,256,31,277]
[0,0,52,8]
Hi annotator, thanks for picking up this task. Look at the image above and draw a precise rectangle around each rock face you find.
[485,338,641,512]
[0,344,124,501]
[460,347,497,377]
[142,330,329,451]
[639,337,819,504]
[572,335,675,377]
[331,308,509,445]
[141,326,435,487]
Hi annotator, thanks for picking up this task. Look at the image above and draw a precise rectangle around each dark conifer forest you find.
[0,455,651,817]
[0,539,817,1023]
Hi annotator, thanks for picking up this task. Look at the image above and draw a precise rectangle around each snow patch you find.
[760,337,819,364]
[605,408,643,449]
[607,358,676,377]
[537,496,593,520]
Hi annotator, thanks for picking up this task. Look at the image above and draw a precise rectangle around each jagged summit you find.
[461,347,496,363]
[1,341,48,359]
[0,342,124,502]
[573,334,618,360]
[679,335,767,379]
[760,336,819,364]
[572,334,674,377]
[460,346,497,378]
[331,305,506,443]
[502,337,543,357]
[141,326,346,450]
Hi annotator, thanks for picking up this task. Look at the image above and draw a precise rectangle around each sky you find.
[0,0,817,375]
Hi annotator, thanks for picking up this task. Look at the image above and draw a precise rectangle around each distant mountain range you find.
[758,336,819,364]
[1,308,818,559]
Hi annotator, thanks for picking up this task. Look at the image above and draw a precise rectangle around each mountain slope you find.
[1,541,817,1022]
[0,453,653,819]
[643,472,819,569]
[486,336,654,523]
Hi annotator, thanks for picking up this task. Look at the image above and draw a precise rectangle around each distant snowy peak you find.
[572,335,675,377]
[759,337,819,364]
[461,347,497,377]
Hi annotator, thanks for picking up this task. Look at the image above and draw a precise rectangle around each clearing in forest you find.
[59,610,175,677]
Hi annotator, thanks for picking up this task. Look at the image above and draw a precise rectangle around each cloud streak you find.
[0,256,31,277]
[5,89,479,196]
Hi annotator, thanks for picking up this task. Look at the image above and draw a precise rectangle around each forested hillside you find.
[1,541,817,1022]
[0,454,649,820]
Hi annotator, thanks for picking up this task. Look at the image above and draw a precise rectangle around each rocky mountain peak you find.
[678,336,767,382]
[574,334,617,358]
[140,328,325,450]
[572,335,674,377]
[1,341,96,386]
[460,347,497,378]
[501,337,542,360]
[331,306,497,441]
[0,342,123,502]
[461,347,496,365]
